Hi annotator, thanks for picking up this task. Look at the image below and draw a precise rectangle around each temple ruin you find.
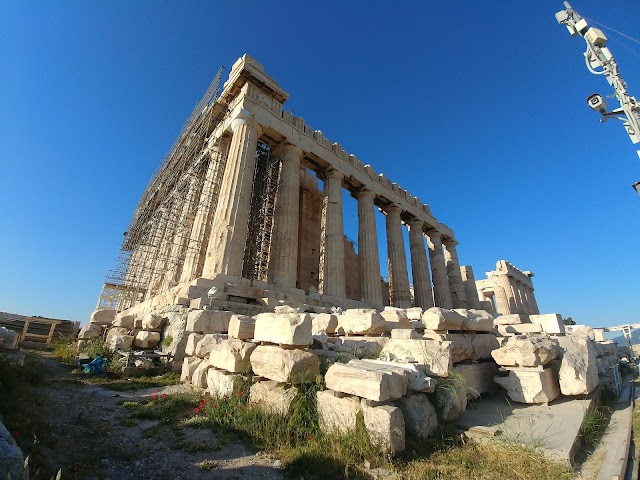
[96,54,480,315]
[476,260,540,316]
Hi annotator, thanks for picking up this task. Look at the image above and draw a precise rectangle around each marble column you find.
[493,274,514,314]
[515,281,530,314]
[319,169,346,298]
[408,219,434,309]
[508,277,524,314]
[180,143,227,283]
[526,286,540,314]
[202,114,262,278]
[162,176,201,290]
[385,205,412,308]
[427,231,453,309]
[271,144,303,288]
[443,240,468,308]
[460,265,481,309]
[356,189,383,310]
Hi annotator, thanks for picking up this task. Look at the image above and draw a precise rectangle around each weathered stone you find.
[491,336,557,367]
[362,403,405,453]
[333,336,389,358]
[249,380,298,415]
[395,393,437,439]
[134,331,160,349]
[350,359,436,393]
[493,314,528,326]
[191,359,210,389]
[250,345,319,383]
[194,334,227,358]
[380,309,412,333]
[391,329,423,339]
[497,324,543,336]
[107,333,133,351]
[405,307,423,321]
[325,362,406,402]
[555,336,599,395]
[106,327,129,343]
[274,305,299,314]
[433,377,467,422]
[112,315,134,329]
[228,315,256,340]
[209,339,256,373]
[207,368,245,398]
[253,313,312,346]
[421,307,465,330]
[312,313,339,334]
[380,338,453,377]
[469,334,500,361]
[186,310,232,333]
[422,333,472,364]
[0,327,18,349]
[0,420,23,480]
[457,309,494,331]
[529,314,565,335]
[141,313,165,331]
[180,357,202,382]
[337,309,385,336]
[452,362,499,398]
[78,323,102,340]
[185,332,204,357]
[90,309,116,325]
[317,390,361,433]
[494,368,560,404]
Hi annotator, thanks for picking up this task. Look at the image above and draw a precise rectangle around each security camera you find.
[587,93,607,114]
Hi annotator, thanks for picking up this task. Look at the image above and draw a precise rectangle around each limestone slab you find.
[249,380,298,416]
[434,376,468,422]
[187,310,233,333]
[350,359,436,393]
[194,334,227,358]
[191,359,210,389]
[78,323,102,340]
[207,368,245,398]
[185,332,204,357]
[333,336,389,358]
[497,324,543,336]
[324,362,406,402]
[337,309,385,336]
[395,393,437,439]
[316,390,361,433]
[380,338,453,377]
[491,336,557,367]
[493,314,529,326]
[452,362,499,399]
[90,309,116,325]
[391,329,423,339]
[458,309,494,331]
[228,315,256,340]
[405,307,424,321]
[380,309,412,333]
[469,334,500,361]
[134,331,160,349]
[253,313,312,346]
[555,335,599,395]
[141,313,164,331]
[362,403,405,453]
[250,345,319,384]
[208,339,256,373]
[421,307,465,330]
[529,314,566,335]
[494,368,560,404]
[311,313,338,334]
[112,315,134,329]
[180,357,203,382]
[107,333,133,351]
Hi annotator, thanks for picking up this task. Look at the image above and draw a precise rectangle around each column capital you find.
[384,204,403,216]
[275,143,303,159]
[408,218,425,230]
[427,230,443,244]
[443,238,459,248]
[230,109,263,136]
[354,187,376,200]
[325,168,343,180]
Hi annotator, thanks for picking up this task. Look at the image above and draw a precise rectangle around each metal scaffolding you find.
[97,66,227,312]
[242,143,282,282]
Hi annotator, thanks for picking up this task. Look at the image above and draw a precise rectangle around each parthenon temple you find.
[96,54,484,314]
[476,260,540,316]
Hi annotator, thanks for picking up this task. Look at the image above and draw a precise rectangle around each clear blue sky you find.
[1,1,639,327]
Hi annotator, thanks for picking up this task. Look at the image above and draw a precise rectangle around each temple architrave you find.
[475,260,540,316]
[96,54,481,315]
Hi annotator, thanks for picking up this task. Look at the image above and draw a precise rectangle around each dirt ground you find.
[17,351,286,480]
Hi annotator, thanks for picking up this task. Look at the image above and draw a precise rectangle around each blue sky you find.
[1,1,639,327]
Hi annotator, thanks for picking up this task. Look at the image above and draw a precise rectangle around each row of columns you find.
[490,274,539,315]
[160,113,469,311]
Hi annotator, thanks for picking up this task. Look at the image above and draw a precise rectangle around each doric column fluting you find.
[526,286,540,314]
[180,143,227,283]
[319,169,346,298]
[508,277,524,314]
[271,144,303,288]
[202,114,262,278]
[408,219,434,309]
[356,189,383,310]
[493,274,514,315]
[385,205,412,308]
[443,240,468,308]
[427,231,453,309]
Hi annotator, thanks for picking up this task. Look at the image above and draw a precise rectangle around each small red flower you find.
[161,393,167,398]
[199,402,204,408]
[237,391,243,396]
[153,395,158,401]
[203,399,209,404]
[194,407,200,413]
[307,435,312,440]
[213,403,218,409]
